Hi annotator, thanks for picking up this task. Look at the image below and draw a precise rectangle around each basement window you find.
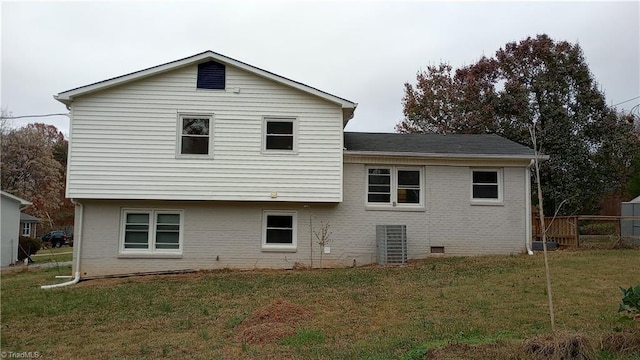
[262,211,297,251]
[120,209,183,255]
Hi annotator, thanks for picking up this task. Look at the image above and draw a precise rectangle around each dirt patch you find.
[237,299,312,345]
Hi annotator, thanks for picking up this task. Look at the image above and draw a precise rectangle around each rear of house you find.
[56,51,536,278]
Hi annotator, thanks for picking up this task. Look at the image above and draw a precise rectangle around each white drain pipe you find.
[41,200,83,289]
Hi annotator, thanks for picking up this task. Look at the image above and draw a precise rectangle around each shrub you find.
[618,284,640,318]
[580,222,617,235]
[17,236,41,261]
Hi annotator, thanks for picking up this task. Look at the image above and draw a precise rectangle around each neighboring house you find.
[55,51,540,278]
[20,213,41,238]
[1,191,31,266]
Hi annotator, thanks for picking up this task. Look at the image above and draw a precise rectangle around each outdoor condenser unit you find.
[376,225,407,265]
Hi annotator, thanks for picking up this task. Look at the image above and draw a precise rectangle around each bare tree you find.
[530,125,556,332]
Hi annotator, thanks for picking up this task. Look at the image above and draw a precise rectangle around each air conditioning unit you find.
[376,225,407,265]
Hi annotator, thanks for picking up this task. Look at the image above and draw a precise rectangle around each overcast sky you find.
[1,1,639,135]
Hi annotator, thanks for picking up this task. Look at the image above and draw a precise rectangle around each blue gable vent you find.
[197,61,225,89]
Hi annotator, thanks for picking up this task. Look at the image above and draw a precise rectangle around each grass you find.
[1,249,639,359]
[29,246,73,264]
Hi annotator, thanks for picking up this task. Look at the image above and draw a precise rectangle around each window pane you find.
[398,171,420,187]
[368,174,391,185]
[368,193,391,203]
[156,232,180,249]
[369,168,390,175]
[182,118,209,135]
[182,136,209,154]
[473,185,499,199]
[124,231,149,249]
[368,185,391,193]
[126,224,149,231]
[267,215,293,228]
[266,121,293,135]
[398,189,420,203]
[127,213,149,223]
[157,214,180,224]
[473,171,498,184]
[266,135,293,150]
[266,229,293,244]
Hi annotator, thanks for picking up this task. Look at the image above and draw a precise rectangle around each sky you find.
[1,1,639,135]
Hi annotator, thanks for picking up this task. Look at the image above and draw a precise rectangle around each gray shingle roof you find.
[344,132,535,157]
[20,213,41,222]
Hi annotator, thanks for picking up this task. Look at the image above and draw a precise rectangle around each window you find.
[179,115,211,156]
[197,61,225,90]
[264,118,295,151]
[21,222,32,237]
[262,211,297,251]
[367,167,423,208]
[471,169,503,202]
[121,209,183,254]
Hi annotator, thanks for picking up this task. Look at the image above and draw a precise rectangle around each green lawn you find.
[1,249,639,359]
[29,246,73,264]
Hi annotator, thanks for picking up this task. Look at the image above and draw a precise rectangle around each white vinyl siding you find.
[67,64,344,202]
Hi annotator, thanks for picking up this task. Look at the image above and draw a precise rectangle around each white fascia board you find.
[0,191,32,207]
[343,150,549,161]
[55,51,358,113]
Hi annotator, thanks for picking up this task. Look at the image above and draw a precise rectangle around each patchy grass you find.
[29,246,73,264]
[1,249,639,359]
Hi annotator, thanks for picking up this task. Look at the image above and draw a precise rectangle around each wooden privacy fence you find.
[531,215,634,247]
[532,216,579,246]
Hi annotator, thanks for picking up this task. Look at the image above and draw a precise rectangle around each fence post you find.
[574,216,580,247]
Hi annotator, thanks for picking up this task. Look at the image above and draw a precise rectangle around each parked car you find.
[41,230,69,248]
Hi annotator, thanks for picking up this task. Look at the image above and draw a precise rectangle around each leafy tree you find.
[398,34,640,214]
[1,121,69,229]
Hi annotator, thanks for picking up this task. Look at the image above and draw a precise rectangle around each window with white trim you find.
[120,209,183,254]
[179,115,212,156]
[21,222,32,237]
[367,166,423,208]
[471,169,503,202]
[264,118,296,151]
[262,211,297,251]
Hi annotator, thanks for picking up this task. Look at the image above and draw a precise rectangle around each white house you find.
[54,51,539,279]
[1,191,31,267]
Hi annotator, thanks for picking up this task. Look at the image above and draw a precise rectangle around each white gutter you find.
[344,150,549,161]
[41,200,83,289]
[525,160,534,255]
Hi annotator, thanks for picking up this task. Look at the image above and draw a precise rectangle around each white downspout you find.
[525,160,534,255]
[41,200,83,289]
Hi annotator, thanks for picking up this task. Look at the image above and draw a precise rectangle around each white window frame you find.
[470,168,503,205]
[366,166,424,210]
[262,117,298,154]
[176,113,214,158]
[21,222,32,237]
[119,209,184,255]
[261,210,297,252]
